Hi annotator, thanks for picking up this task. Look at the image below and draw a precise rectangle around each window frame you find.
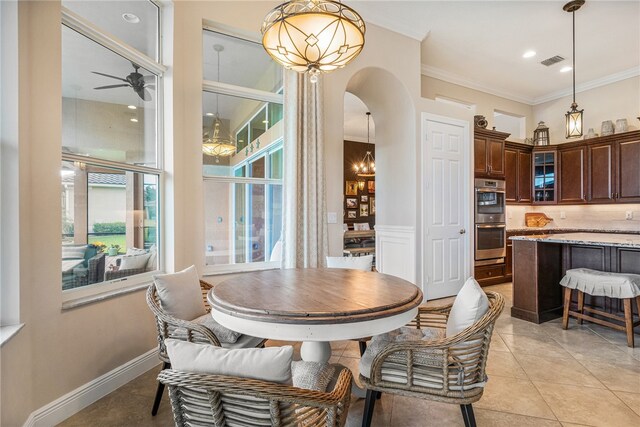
[60,4,165,303]
[201,27,284,276]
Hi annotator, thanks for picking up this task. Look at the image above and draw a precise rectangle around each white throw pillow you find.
[445,277,489,337]
[153,265,206,321]
[62,245,87,260]
[326,255,373,271]
[165,339,293,384]
[119,252,151,270]
[126,247,147,256]
[145,247,157,271]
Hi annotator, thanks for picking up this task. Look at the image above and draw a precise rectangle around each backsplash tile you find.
[506,204,640,232]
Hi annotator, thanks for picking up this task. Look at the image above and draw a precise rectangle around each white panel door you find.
[423,115,470,299]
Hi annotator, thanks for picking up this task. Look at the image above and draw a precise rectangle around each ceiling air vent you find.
[540,55,565,66]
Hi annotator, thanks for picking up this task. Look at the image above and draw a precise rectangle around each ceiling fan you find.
[92,63,154,101]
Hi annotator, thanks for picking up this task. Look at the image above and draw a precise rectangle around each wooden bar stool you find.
[560,268,640,347]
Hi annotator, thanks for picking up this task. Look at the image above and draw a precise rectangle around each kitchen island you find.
[510,232,640,323]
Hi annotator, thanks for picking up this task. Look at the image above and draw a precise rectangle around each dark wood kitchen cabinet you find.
[616,138,640,203]
[585,132,640,204]
[558,145,587,204]
[505,142,532,204]
[587,142,615,203]
[532,148,557,204]
[474,128,509,179]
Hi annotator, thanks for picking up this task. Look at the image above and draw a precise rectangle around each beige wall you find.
[533,76,640,144]
[421,75,535,140]
[2,2,158,426]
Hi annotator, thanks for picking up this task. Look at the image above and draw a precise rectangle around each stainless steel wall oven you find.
[474,179,506,263]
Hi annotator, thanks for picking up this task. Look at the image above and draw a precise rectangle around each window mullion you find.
[62,7,166,76]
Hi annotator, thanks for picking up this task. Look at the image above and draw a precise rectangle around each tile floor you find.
[58,283,640,427]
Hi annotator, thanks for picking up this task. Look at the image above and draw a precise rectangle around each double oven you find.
[474,179,506,265]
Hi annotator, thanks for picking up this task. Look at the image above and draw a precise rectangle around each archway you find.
[339,67,417,282]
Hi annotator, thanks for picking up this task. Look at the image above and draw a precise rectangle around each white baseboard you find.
[23,349,159,427]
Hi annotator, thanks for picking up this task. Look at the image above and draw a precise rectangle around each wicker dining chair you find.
[146,280,267,416]
[360,291,505,427]
[157,367,353,427]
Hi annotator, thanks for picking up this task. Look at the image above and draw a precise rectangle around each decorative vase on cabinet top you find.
[601,120,614,136]
[615,119,628,133]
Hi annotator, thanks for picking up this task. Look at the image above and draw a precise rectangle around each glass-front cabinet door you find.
[533,151,556,203]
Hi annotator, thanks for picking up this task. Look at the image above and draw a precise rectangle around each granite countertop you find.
[507,227,640,234]
[510,232,640,248]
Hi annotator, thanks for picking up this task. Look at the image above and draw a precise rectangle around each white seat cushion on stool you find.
[560,268,640,299]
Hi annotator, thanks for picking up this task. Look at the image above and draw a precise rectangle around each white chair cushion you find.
[119,252,151,270]
[359,326,444,379]
[165,339,293,384]
[560,268,640,298]
[326,255,373,271]
[192,313,242,344]
[446,277,489,337]
[291,361,336,391]
[153,265,207,321]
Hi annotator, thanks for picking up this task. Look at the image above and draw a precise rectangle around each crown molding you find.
[421,64,534,104]
[421,64,640,106]
[531,66,640,105]
[364,16,430,41]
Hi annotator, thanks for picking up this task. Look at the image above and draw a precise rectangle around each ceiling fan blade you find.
[94,84,130,90]
[91,71,128,82]
[138,88,152,101]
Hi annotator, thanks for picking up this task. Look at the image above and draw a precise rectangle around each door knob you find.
[459,229,466,234]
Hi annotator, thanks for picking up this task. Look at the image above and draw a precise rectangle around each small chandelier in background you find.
[354,112,375,177]
[203,45,236,162]
[564,0,585,138]
[261,0,366,83]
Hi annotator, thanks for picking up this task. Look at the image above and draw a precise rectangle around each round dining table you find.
[208,268,423,363]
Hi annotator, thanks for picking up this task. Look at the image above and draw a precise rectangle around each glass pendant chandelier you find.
[261,0,366,83]
[353,112,375,178]
[203,45,236,161]
[564,0,585,138]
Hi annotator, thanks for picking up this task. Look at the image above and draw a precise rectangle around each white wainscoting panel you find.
[23,349,159,427]
[375,225,416,284]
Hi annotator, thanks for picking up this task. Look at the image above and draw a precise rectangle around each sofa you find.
[104,245,157,281]
[61,244,105,290]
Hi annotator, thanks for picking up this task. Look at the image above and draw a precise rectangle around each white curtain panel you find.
[282,70,328,269]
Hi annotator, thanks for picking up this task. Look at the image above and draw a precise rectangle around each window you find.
[493,110,526,140]
[202,28,283,273]
[61,1,164,296]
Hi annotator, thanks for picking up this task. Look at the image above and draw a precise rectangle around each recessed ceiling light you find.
[560,66,573,73]
[122,13,140,24]
[522,50,536,58]
[262,120,269,124]
[130,118,138,123]
[127,105,137,110]
[205,112,214,117]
